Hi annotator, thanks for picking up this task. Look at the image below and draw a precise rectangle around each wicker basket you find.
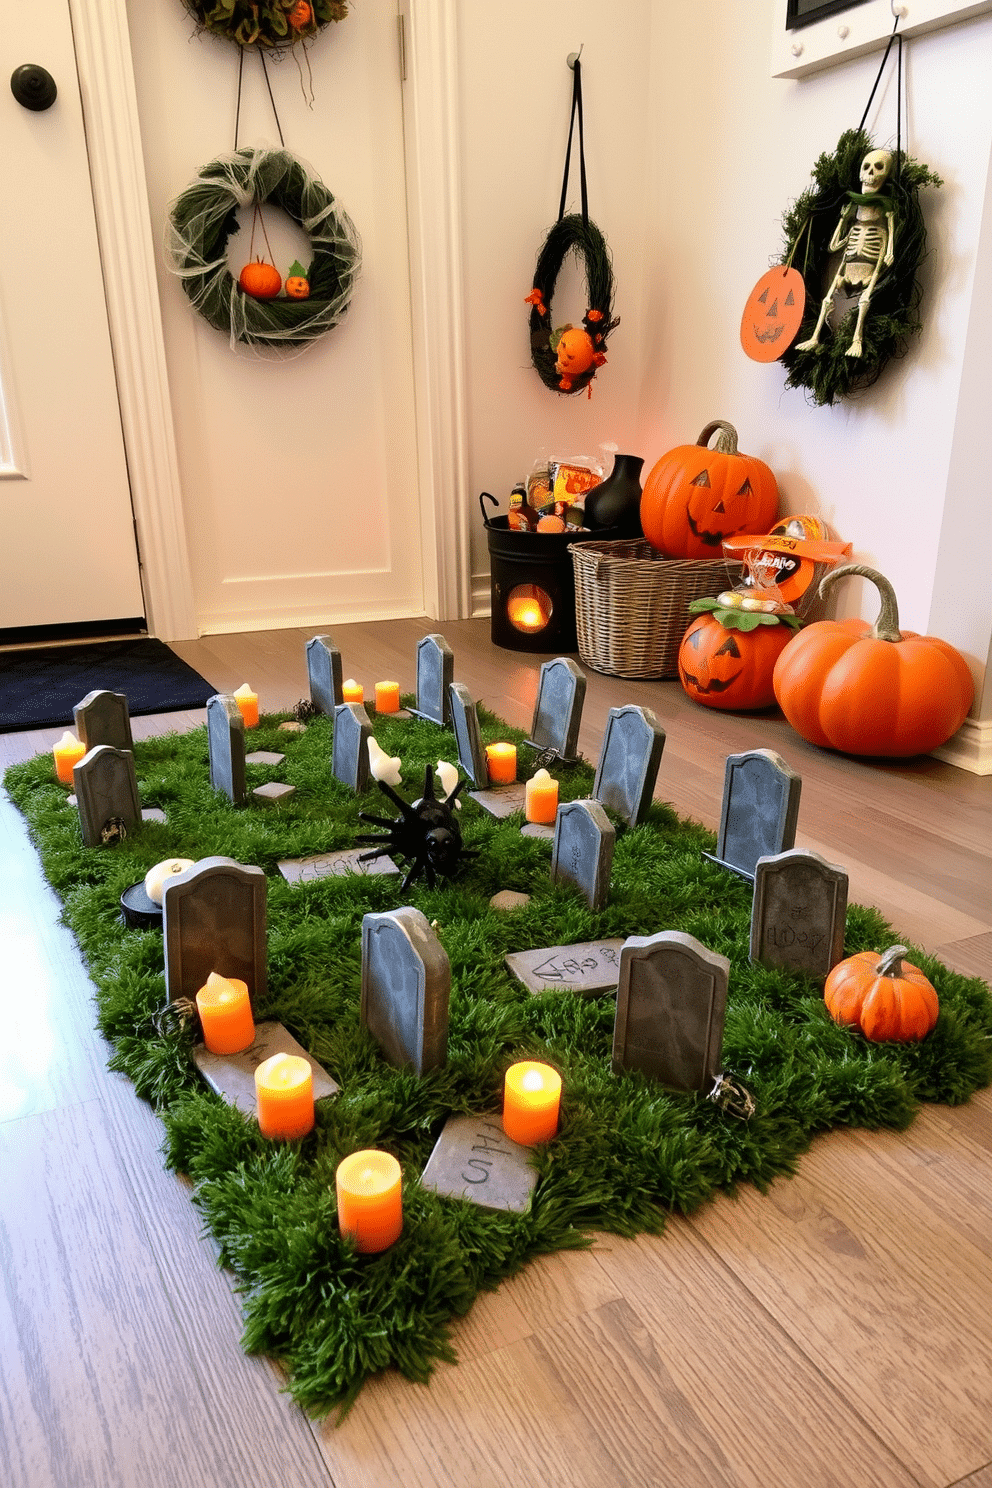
[570,540,740,679]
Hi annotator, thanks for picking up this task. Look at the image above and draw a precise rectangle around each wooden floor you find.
[2,616,990,1488]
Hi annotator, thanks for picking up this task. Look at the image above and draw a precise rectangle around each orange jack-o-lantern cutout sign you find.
[740,267,806,363]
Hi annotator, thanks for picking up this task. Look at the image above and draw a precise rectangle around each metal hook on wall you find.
[891,1,908,18]
[566,45,584,70]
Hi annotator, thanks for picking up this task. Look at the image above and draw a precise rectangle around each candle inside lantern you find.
[374,680,400,714]
[335,1149,403,1254]
[485,742,517,785]
[507,583,552,634]
[342,678,364,705]
[503,1060,562,1146]
[233,683,259,728]
[254,1052,314,1141]
[195,971,256,1055]
[525,767,559,824]
[53,730,86,785]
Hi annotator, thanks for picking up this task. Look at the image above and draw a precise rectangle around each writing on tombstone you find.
[361,906,450,1073]
[74,745,142,848]
[707,748,802,881]
[306,634,343,714]
[527,657,586,761]
[551,798,615,911]
[612,930,730,1092]
[410,633,453,725]
[592,705,666,827]
[331,701,373,793]
[750,848,848,980]
[505,938,626,996]
[207,694,246,805]
[73,689,133,753]
[420,1113,537,1213]
[448,683,488,786]
[162,856,267,1009]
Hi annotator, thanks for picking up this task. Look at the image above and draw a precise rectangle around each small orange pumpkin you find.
[641,421,779,560]
[555,325,595,378]
[824,945,939,1042]
[678,610,795,710]
[238,259,282,300]
[285,276,311,300]
[288,0,313,28]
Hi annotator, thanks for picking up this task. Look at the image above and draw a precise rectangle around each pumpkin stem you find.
[817,563,902,643]
[876,945,909,977]
[696,420,739,456]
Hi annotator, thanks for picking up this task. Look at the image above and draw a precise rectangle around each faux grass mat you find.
[5,707,991,1418]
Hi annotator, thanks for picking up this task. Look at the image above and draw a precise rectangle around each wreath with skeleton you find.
[778,128,941,407]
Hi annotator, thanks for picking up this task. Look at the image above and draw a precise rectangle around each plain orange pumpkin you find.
[238,259,282,300]
[640,421,779,559]
[824,945,939,1042]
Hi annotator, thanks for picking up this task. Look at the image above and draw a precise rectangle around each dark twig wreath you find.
[182,0,346,50]
[778,127,940,407]
[527,214,619,395]
[165,147,360,352]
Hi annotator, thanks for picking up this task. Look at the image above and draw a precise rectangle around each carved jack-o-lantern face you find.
[740,267,806,363]
[678,614,794,711]
[555,326,595,377]
[641,421,780,561]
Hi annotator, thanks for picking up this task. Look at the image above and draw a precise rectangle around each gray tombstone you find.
[551,798,615,911]
[306,634,342,715]
[193,1020,340,1115]
[448,683,488,786]
[527,657,586,762]
[505,938,626,997]
[750,848,848,980]
[278,849,400,884]
[361,906,450,1073]
[420,1114,537,1213]
[207,693,246,805]
[331,702,373,793]
[410,633,453,725]
[162,856,267,1009]
[73,745,142,848]
[592,705,666,827]
[612,930,730,1092]
[707,748,802,881]
[73,689,133,753]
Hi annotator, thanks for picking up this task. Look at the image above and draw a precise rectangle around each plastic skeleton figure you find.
[796,149,896,359]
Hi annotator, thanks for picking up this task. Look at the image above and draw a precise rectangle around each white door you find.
[0,3,144,636]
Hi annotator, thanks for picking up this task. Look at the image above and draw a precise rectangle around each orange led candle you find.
[342,678,364,705]
[195,971,255,1055]
[374,680,400,714]
[254,1052,314,1141]
[53,730,86,785]
[233,684,259,728]
[525,767,559,824]
[336,1149,403,1253]
[503,1061,562,1146]
[485,742,517,785]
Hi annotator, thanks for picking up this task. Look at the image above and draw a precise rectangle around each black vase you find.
[584,453,645,539]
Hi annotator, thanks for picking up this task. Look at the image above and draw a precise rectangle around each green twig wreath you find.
[165,147,360,352]
[779,128,941,407]
[526,214,619,395]
[182,0,346,49]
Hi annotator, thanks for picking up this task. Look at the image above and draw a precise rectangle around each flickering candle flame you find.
[374,680,400,714]
[508,598,545,632]
[254,1052,314,1141]
[53,731,86,785]
[195,971,256,1056]
[341,678,364,704]
[502,1060,562,1146]
[233,683,259,728]
[525,767,558,824]
[335,1149,403,1253]
[485,742,517,785]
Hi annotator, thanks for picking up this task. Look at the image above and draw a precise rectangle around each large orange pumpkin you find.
[641,420,779,559]
[238,259,282,300]
[678,611,796,710]
[773,564,974,757]
[824,945,939,1042]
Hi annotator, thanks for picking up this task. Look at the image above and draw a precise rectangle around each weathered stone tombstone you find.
[706,748,802,880]
[73,745,142,848]
[526,657,586,762]
[751,848,848,980]
[193,1021,340,1115]
[306,634,343,715]
[612,930,730,1091]
[505,938,627,997]
[331,701,373,793]
[162,856,267,1008]
[448,683,488,786]
[551,798,615,911]
[592,705,666,827]
[278,848,399,884]
[361,906,450,1073]
[73,689,133,753]
[207,693,246,806]
[409,633,453,725]
[420,1113,537,1213]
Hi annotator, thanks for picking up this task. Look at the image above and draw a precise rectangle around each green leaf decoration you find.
[287,260,308,280]
[687,598,803,631]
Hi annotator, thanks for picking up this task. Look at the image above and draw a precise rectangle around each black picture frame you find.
[786,0,872,29]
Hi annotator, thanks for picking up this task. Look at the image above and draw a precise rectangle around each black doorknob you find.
[10,64,58,111]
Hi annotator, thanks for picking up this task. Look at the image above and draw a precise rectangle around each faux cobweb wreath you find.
[165,147,360,351]
[182,0,347,50]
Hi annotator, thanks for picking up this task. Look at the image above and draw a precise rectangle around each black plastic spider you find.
[356,766,477,891]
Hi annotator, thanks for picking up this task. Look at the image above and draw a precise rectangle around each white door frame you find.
[69,0,467,640]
